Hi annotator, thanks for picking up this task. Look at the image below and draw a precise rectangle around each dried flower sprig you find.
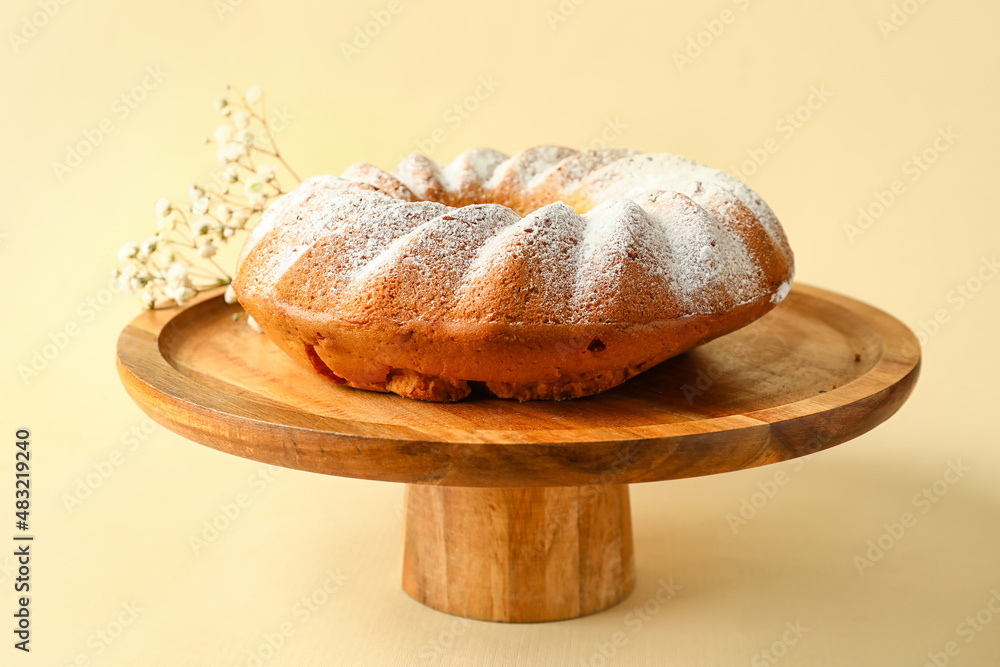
[113,84,300,309]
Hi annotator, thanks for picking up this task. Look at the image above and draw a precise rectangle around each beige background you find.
[2,0,999,664]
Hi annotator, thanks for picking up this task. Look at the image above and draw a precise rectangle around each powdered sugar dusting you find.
[442,148,509,192]
[238,146,793,324]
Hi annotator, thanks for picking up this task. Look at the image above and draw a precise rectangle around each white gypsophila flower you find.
[232,110,250,129]
[224,141,247,161]
[139,236,158,259]
[257,164,276,182]
[192,218,211,236]
[230,209,249,228]
[165,283,195,306]
[118,242,139,263]
[214,124,234,145]
[198,243,217,258]
[139,289,156,310]
[189,185,205,201]
[224,285,238,304]
[224,165,239,183]
[166,262,188,285]
[244,177,262,194]
[118,266,137,293]
[248,192,266,208]
[213,95,228,112]
[192,196,210,216]
[246,316,264,334]
[244,85,262,104]
[215,204,231,222]
[155,198,172,218]
[236,128,254,147]
[222,228,235,238]
[216,147,230,166]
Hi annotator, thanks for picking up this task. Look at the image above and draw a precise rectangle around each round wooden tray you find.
[117,283,920,622]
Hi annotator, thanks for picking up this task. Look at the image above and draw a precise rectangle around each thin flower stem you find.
[256,93,300,183]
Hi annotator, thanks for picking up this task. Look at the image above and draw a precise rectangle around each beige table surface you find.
[2,0,999,664]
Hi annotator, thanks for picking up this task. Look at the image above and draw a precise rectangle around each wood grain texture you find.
[116,283,921,487]
[402,484,634,622]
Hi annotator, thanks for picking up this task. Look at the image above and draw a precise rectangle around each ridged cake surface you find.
[233,146,794,401]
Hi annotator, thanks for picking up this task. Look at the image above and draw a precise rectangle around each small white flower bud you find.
[225,142,247,161]
[224,285,238,304]
[198,243,217,258]
[189,185,205,201]
[244,177,262,194]
[232,110,250,129]
[166,262,188,284]
[214,124,234,145]
[213,95,228,112]
[139,290,156,309]
[247,316,264,334]
[244,85,262,104]
[139,236,158,259]
[155,198,172,218]
[118,242,139,263]
[193,218,211,236]
[230,209,250,229]
[192,197,210,216]
[215,204,232,222]
[224,165,239,183]
[236,128,254,147]
[257,164,276,182]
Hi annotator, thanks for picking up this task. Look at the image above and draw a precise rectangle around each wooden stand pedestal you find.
[117,284,920,623]
[402,484,634,622]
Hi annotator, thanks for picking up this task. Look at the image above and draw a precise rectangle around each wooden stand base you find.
[402,484,635,622]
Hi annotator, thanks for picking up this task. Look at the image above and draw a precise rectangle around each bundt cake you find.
[232,146,794,402]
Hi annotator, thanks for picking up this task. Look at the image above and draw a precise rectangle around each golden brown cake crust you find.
[233,147,795,402]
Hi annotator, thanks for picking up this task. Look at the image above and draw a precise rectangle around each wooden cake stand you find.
[116,284,920,623]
